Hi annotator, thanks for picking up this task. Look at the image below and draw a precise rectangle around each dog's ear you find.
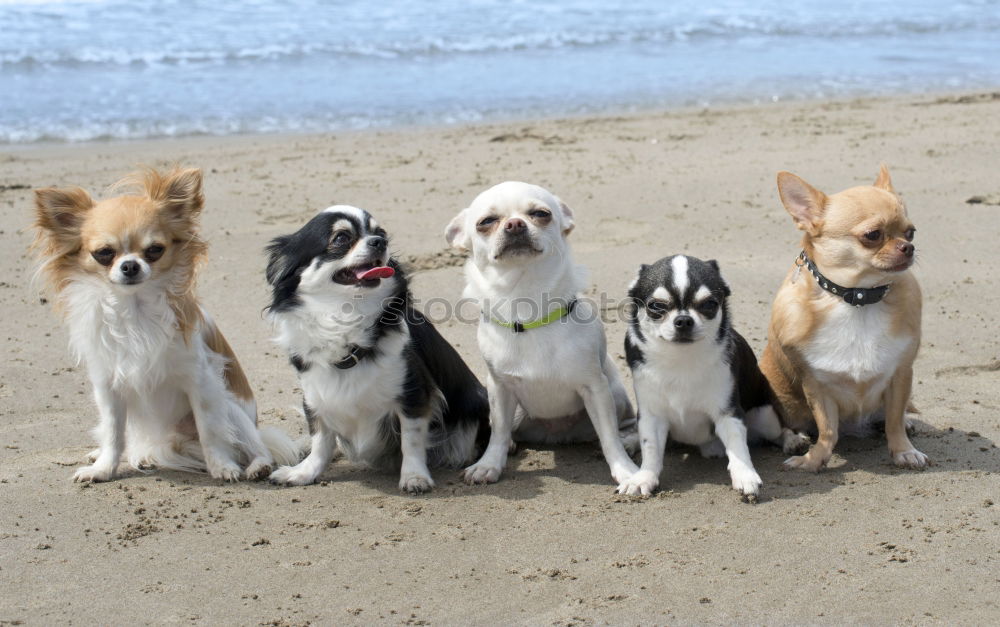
[34,186,94,246]
[626,264,647,297]
[264,235,293,287]
[777,171,826,235]
[143,167,204,223]
[706,260,732,297]
[556,198,575,236]
[873,163,895,194]
[445,209,472,252]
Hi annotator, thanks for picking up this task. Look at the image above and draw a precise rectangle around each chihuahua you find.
[446,181,638,486]
[760,165,925,472]
[32,167,298,482]
[265,206,490,492]
[620,255,803,501]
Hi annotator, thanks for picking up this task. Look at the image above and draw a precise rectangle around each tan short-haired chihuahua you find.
[760,165,926,472]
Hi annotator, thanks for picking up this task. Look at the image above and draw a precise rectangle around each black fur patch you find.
[303,401,318,436]
[290,354,308,372]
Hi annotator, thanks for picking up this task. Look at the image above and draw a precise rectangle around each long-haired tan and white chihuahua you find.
[32,167,298,482]
[760,165,926,472]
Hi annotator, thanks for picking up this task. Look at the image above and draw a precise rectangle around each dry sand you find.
[2,91,999,626]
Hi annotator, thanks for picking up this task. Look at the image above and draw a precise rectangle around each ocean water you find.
[2,0,1000,143]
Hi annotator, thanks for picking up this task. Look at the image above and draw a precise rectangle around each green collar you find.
[489,299,578,333]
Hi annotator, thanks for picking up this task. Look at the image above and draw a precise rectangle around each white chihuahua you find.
[446,181,638,486]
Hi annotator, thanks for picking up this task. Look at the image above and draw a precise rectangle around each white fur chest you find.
[294,329,409,461]
[803,301,912,384]
[478,304,606,419]
[62,279,180,390]
[633,337,733,446]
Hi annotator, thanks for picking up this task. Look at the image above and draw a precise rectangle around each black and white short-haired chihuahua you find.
[265,205,489,493]
[619,255,806,501]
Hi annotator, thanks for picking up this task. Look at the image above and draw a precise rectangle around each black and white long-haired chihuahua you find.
[619,255,803,502]
[264,205,489,492]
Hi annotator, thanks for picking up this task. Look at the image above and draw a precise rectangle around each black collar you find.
[332,344,376,370]
[797,251,891,307]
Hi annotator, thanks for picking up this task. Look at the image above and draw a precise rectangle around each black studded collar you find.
[797,251,891,307]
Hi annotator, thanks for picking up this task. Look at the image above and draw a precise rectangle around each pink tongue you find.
[357,266,395,281]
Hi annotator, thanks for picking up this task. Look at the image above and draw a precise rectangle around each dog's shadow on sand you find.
[347,445,623,500]
[130,420,997,502]
[726,419,1000,502]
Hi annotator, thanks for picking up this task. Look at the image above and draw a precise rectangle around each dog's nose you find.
[367,236,387,251]
[505,218,526,234]
[897,241,914,257]
[673,314,694,330]
[120,260,140,278]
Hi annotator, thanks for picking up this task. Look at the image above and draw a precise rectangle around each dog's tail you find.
[259,425,302,467]
[429,385,490,468]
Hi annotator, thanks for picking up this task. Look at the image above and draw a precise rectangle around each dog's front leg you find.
[464,373,515,484]
[270,418,338,486]
[399,416,434,494]
[715,416,763,502]
[579,376,640,484]
[74,379,126,482]
[884,364,928,468]
[616,410,667,496]
[784,381,838,472]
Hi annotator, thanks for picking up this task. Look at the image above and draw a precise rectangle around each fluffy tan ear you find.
[445,209,471,252]
[34,186,94,248]
[556,199,575,236]
[140,167,204,220]
[873,163,895,193]
[776,171,827,235]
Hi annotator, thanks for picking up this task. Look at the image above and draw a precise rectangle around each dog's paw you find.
[268,464,318,486]
[73,463,116,483]
[245,458,273,481]
[463,461,502,485]
[85,448,101,463]
[616,469,658,496]
[892,448,929,469]
[610,459,640,485]
[214,465,242,482]
[782,452,827,473]
[730,467,763,503]
[781,430,812,456]
[399,472,435,494]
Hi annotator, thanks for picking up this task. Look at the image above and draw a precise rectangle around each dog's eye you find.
[864,229,882,241]
[331,231,352,246]
[478,216,498,228]
[144,244,165,262]
[91,247,115,266]
[528,209,551,219]
[904,227,916,241]
[647,300,669,319]
[698,299,719,316]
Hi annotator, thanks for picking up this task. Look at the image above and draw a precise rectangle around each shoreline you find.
[2,88,999,625]
[4,86,999,154]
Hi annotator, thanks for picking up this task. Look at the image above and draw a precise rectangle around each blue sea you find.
[2,0,1000,143]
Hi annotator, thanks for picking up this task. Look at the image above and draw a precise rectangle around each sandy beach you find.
[2,91,999,625]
